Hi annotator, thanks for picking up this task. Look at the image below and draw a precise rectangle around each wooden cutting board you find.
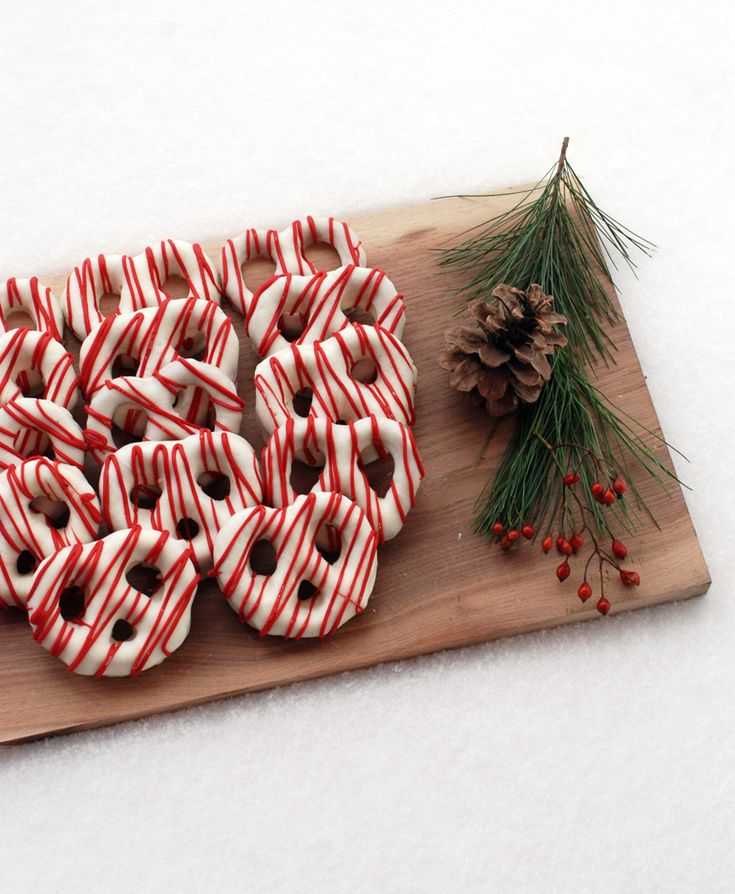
[0,189,710,744]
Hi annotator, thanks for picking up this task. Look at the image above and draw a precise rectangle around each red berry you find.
[521,524,534,540]
[556,560,571,582]
[542,535,553,553]
[577,581,592,602]
[602,489,616,506]
[596,596,611,615]
[563,472,580,486]
[570,533,584,551]
[619,569,640,586]
[612,477,627,495]
[491,522,504,536]
[591,482,604,497]
[557,539,573,556]
[500,536,512,550]
[507,529,520,543]
[611,539,628,559]
[556,534,565,549]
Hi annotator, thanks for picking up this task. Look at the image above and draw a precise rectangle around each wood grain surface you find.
[0,190,710,744]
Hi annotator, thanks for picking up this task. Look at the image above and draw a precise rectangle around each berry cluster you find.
[490,467,642,616]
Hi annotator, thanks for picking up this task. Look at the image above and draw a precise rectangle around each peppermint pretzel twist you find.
[212,492,378,639]
[100,431,262,570]
[253,323,417,435]
[0,458,101,608]
[262,416,424,543]
[122,239,221,310]
[27,527,199,676]
[0,277,64,341]
[0,328,79,409]
[84,359,244,464]
[0,398,86,471]
[220,216,366,316]
[79,298,238,399]
[246,265,406,357]
[62,253,126,341]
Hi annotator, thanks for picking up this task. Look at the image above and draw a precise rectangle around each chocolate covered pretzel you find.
[212,492,378,639]
[27,527,199,676]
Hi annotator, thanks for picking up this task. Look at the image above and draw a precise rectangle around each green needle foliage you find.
[439,139,678,538]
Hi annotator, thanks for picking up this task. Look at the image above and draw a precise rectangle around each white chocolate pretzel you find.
[84,359,244,464]
[0,458,101,608]
[220,216,366,316]
[27,527,199,676]
[212,492,378,639]
[100,431,262,571]
[0,398,86,471]
[0,328,79,409]
[246,265,406,357]
[79,298,238,401]
[262,416,424,543]
[122,239,221,310]
[253,323,417,435]
[62,253,126,341]
[0,277,64,341]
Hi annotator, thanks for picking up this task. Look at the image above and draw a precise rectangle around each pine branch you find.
[438,139,676,540]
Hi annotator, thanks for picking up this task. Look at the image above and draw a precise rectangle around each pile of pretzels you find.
[0,217,423,676]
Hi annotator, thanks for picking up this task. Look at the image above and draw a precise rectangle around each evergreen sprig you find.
[439,138,679,539]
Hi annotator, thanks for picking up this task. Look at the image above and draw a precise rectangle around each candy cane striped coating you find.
[0,328,79,409]
[79,297,238,399]
[122,239,221,311]
[62,253,127,341]
[262,416,424,543]
[212,492,378,639]
[246,265,406,357]
[220,216,366,316]
[254,323,417,436]
[0,458,101,608]
[27,527,199,676]
[0,398,86,471]
[84,358,244,464]
[0,277,64,341]
[100,431,262,571]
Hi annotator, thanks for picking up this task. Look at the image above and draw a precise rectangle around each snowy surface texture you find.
[1,1,733,891]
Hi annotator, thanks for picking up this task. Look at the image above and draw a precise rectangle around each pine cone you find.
[438,283,567,417]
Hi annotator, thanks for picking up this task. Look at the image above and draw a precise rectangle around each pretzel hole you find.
[277,313,306,343]
[242,257,277,293]
[358,454,395,498]
[173,389,216,430]
[176,517,200,541]
[349,358,378,384]
[289,459,322,495]
[292,388,313,418]
[111,618,135,642]
[249,539,277,576]
[303,242,341,271]
[59,585,86,622]
[99,293,121,316]
[111,406,148,448]
[297,580,318,601]
[126,563,162,597]
[162,274,190,300]
[130,482,162,510]
[111,353,140,378]
[15,368,45,398]
[16,550,38,575]
[29,496,70,528]
[177,331,207,361]
[317,524,342,564]
[344,306,375,327]
[197,471,231,500]
[4,308,36,329]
